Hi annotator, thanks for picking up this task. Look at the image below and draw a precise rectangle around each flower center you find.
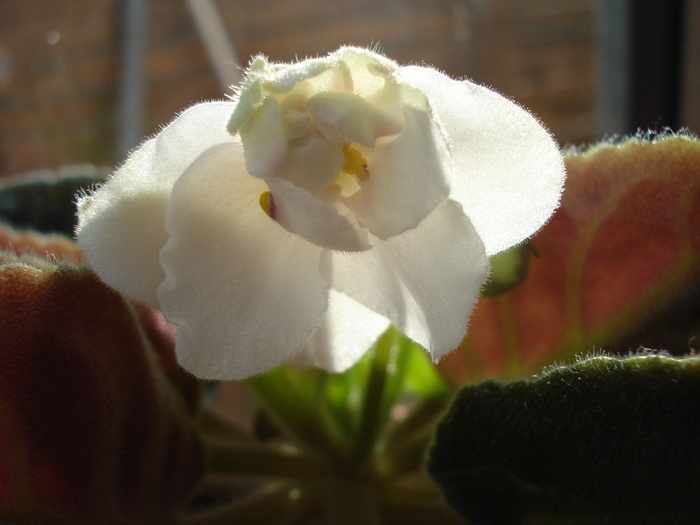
[258,144,370,218]
[341,145,369,181]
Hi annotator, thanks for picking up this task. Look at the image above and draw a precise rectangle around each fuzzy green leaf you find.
[430,353,700,524]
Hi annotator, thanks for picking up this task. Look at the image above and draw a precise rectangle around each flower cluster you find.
[76,47,564,380]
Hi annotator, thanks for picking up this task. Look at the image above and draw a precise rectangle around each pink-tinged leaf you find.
[0,224,202,412]
[132,301,203,415]
[441,134,700,384]
[0,259,205,524]
[0,224,85,265]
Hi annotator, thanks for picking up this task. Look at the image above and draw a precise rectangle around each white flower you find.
[76,47,565,380]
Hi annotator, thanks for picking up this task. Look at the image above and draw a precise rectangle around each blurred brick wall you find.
[0,1,121,176]
[468,0,595,144]
[0,0,597,178]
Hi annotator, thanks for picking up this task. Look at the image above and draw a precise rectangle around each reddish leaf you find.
[132,302,203,415]
[441,135,700,383]
[0,224,201,410]
[0,258,205,524]
[0,224,84,265]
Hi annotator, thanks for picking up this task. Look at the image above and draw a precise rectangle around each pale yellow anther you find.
[341,146,370,181]
[259,191,275,218]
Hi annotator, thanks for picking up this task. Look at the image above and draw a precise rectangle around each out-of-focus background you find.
[0,0,697,178]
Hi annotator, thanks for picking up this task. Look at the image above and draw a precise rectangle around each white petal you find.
[273,137,344,194]
[289,290,391,373]
[158,142,329,380]
[330,199,488,361]
[400,66,565,256]
[76,185,169,307]
[263,58,334,95]
[361,105,450,239]
[335,47,399,97]
[307,91,402,148]
[76,101,236,307]
[239,97,288,176]
[267,177,371,252]
[228,57,267,132]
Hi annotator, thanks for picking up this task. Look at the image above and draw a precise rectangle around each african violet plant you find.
[0,48,699,525]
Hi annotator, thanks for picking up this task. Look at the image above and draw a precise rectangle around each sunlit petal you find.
[289,290,391,373]
[272,136,344,195]
[267,178,371,252]
[400,66,565,255]
[239,97,288,176]
[362,105,450,239]
[76,101,236,307]
[331,200,488,360]
[158,143,329,380]
[307,91,402,148]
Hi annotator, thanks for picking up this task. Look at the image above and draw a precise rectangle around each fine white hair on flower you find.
[76,46,565,380]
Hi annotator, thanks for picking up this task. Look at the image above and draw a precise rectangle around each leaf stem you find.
[325,475,382,525]
[245,371,348,465]
[197,405,252,443]
[350,327,396,470]
[375,396,448,477]
[206,440,332,479]
[176,482,323,525]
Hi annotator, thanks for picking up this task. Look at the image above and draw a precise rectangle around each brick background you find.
[0,0,639,178]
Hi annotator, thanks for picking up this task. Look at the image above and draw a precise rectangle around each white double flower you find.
[77,47,565,380]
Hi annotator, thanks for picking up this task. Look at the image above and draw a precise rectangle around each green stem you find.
[206,440,332,479]
[377,397,448,477]
[350,327,396,469]
[245,371,348,465]
[380,472,443,500]
[383,396,447,448]
[378,431,432,478]
[378,475,467,524]
[176,482,323,525]
[197,405,252,443]
[325,476,382,525]
[381,497,466,525]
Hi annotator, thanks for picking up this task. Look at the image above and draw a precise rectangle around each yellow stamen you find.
[259,191,275,218]
[341,145,370,181]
